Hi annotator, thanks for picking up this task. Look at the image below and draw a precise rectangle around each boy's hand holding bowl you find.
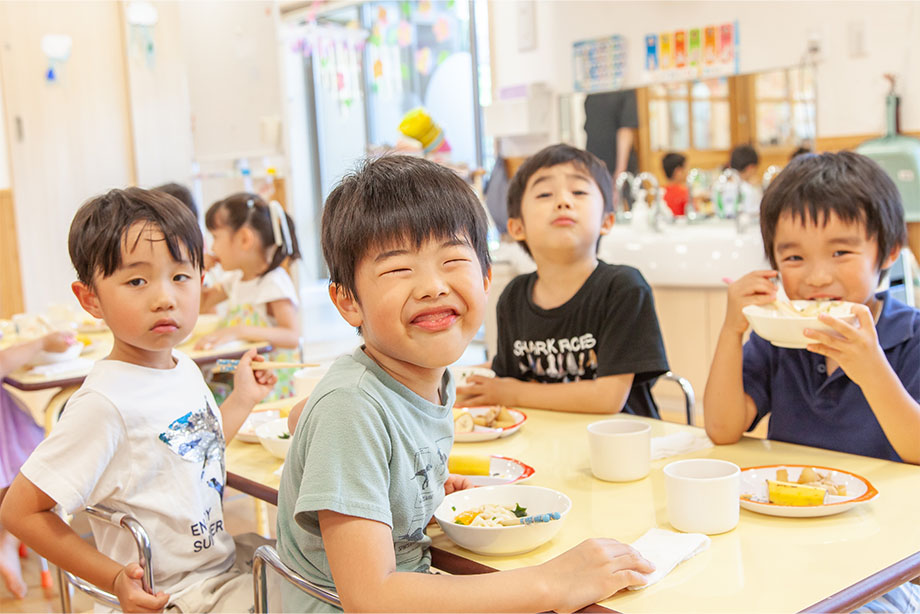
[743,299,861,349]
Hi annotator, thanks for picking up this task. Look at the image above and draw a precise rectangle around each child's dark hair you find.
[153,182,197,218]
[506,144,612,256]
[729,144,759,171]
[204,193,301,276]
[68,187,204,286]
[760,151,906,270]
[322,155,490,300]
[662,152,687,180]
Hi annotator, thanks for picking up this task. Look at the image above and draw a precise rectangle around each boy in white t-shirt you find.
[0,188,276,612]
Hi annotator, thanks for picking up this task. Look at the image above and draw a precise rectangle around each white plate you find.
[458,456,535,487]
[740,464,878,518]
[454,407,527,443]
[236,410,281,443]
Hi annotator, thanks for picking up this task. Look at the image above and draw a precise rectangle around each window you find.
[648,78,730,152]
[754,66,816,147]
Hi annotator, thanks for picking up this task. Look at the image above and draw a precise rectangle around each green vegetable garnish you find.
[278,433,291,439]
[512,503,527,518]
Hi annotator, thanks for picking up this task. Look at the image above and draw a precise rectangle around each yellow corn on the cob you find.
[767,479,827,506]
[448,454,491,476]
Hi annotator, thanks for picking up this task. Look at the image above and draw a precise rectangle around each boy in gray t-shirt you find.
[277,155,655,612]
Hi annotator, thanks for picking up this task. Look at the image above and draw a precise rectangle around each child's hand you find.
[804,305,885,387]
[541,538,655,613]
[455,375,508,407]
[41,331,76,353]
[723,270,778,335]
[195,327,239,351]
[113,563,169,613]
[444,474,472,494]
[231,349,277,406]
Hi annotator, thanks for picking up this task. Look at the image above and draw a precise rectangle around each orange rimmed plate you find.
[740,464,878,518]
[461,456,536,487]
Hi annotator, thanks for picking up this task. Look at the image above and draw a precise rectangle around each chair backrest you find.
[884,247,916,307]
[253,544,341,612]
[656,371,696,426]
[58,505,154,613]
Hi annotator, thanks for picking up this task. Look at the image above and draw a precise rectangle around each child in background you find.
[1,188,276,612]
[196,193,302,399]
[703,150,920,612]
[277,155,654,613]
[728,144,762,215]
[0,331,75,599]
[154,182,198,219]
[661,152,689,217]
[457,144,670,416]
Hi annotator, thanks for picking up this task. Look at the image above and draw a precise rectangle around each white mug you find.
[587,419,651,482]
[664,458,740,534]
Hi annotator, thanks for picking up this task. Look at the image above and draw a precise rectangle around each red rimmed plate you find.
[461,456,535,487]
[739,464,878,517]
[454,407,527,443]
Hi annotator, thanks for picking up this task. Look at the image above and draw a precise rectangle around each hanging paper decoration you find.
[373,58,384,79]
[419,0,432,15]
[397,21,413,48]
[369,23,383,46]
[377,6,388,24]
[400,1,412,19]
[415,47,432,76]
[40,34,72,83]
[437,50,450,66]
[433,17,450,42]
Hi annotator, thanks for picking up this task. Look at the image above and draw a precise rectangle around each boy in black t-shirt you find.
[457,144,669,416]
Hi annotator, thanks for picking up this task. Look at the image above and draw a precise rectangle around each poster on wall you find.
[572,34,626,93]
[642,20,739,83]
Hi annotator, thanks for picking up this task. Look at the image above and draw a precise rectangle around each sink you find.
[492,220,770,288]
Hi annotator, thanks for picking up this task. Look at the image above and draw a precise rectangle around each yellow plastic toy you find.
[399,107,451,154]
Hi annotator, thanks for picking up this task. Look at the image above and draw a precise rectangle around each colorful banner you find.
[572,34,626,92]
[645,34,658,71]
[642,21,739,81]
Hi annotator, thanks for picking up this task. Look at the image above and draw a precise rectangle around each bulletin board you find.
[572,35,626,93]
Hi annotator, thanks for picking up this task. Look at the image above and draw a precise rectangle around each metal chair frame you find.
[57,504,154,612]
[253,544,341,612]
[658,371,696,426]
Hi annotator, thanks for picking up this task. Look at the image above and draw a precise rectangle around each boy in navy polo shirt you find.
[704,151,919,464]
[704,150,920,611]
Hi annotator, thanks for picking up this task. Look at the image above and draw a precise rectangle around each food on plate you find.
[773,299,845,318]
[766,479,827,506]
[470,406,518,428]
[277,432,291,440]
[448,454,491,476]
[453,503,528,527]
[453,408,474,433]
[776,466,847,496]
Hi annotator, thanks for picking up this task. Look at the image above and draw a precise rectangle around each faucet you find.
[633,172,672,232]
[614,171,636,222]
[762,165,781,190]
[714,168,751,233]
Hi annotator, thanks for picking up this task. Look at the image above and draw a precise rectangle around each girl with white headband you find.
[197,193,302,400]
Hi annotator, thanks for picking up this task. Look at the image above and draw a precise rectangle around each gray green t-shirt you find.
[275,348,455,611]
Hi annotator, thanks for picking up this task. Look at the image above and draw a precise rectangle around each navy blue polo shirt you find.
[742,291,920,462]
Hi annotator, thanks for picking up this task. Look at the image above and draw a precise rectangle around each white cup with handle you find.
[664,458,740,534]
[587,419,651,482]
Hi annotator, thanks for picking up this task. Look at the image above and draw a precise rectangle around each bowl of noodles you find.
[742,300,860,349]
[434,485,571,556]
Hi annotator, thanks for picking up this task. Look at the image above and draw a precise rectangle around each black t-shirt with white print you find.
[491,261,669,418]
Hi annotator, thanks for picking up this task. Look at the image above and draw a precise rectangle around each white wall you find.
[490,1,920,137]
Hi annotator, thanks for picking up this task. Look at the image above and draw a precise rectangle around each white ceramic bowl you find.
[742,300,860,349]
[293,365,331,398]
[434,485,571,556]
[255,417,293,459]
[31,343,83,365]
[237,410,281,443]
[450,366,495,387]
[183,314,220,344]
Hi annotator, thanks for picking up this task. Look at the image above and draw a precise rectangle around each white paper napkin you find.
[29,358,93,377]
[628,528,710,590]
[651,431,713,460]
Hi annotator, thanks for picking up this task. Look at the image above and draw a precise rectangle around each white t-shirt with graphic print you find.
[21,352,235,596]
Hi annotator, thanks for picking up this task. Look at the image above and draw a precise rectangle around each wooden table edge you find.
[800,552,920,612]
[2,344,274,391]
